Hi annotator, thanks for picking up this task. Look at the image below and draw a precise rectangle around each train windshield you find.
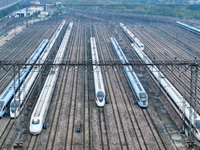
[196,120,200,130]
[10,101,20,111]
[32,119,40,124]
[0,101,5,111]
[97,91,104,102]
[139,93,147,102]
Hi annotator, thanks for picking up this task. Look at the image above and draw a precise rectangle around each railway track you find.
[28,136,38,150]
[45,66,69,150]
[0,17,191,149]
[131,25,200,110]
[103,24,151,149]
[28,22,79,150]
[145,25,200,83]
[0,25,43,59]
[70,23,84,150]
[101,23,177,149]
[101,23,150,149]
[91,25,110,150]
[84,25,90,150]
[42,23,76,150]
[0,22,60,94]
[65,23,81,150]
[125,26,191,98]
[116,24,179,149]
[0,119,14,149]
[107,23,165,149]
[94,25,123,149]
[0,20,64,150]
[25,22,73,150]
[0,26,44,88]
[158,25,200,53]
[116,23,200,147]
[34,21,78,150]
[137,26,194,61]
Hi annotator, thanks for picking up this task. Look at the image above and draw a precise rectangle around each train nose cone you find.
[29,124,41,135]
[0,111,5,117]
[10,112,19,118]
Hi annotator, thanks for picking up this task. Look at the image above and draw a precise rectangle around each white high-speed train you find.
[121,21,200,139]
[10,39,49,118]
[120,23,135,40]
[111,37,148,108]
[120,23,144,50]
[0,39,48,117]
[176,21,200,35]
[90,37,106,107]
[29,22,73,135]
[131,43,200,140]
[10,20,66,118]
[133,37,144,51]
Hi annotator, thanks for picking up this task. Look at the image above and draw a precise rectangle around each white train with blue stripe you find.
[10,20,66,118]
[133,37,144,51]
[120,23,135,40]
[0,39,48,117]
[120,23,144,50]
[176,21,200,35]
[29,22,73,135]
[131,42,200,140]
[90,37,106,107]
[111,37,148,108]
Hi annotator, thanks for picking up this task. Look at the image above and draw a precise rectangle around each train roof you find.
[111,37,146,94]
[176,21,200,34]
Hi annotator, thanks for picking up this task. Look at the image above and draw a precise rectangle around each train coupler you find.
[76,121,81,133]
[43,123,47,129]
[134,100,137,105]
[106,98,109,104]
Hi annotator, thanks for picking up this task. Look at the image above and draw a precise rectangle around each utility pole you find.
[187,64,198,148]
[180,76,186,134]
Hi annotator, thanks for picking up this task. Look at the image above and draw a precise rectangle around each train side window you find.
[196,120,200,130]
[97,91,104,102]
[139,93,147,102]
[0,101,5,111]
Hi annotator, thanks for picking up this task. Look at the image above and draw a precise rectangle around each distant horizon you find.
[33,0,191,5]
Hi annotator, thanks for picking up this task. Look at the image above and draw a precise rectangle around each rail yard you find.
[0,9,200,150]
